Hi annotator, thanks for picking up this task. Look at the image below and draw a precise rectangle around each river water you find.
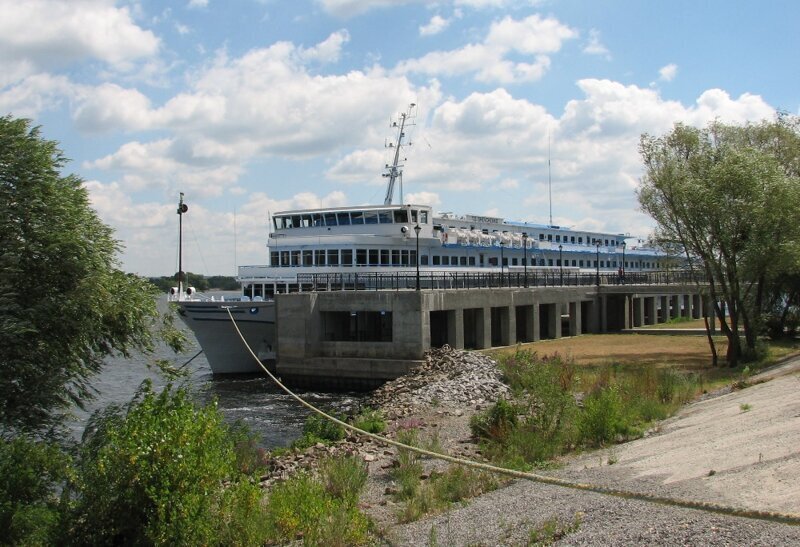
[68,296,365,448]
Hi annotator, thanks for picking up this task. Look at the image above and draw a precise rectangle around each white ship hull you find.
[177,300,276,374]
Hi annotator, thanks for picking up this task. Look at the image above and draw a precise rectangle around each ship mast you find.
[176,193,188,299]
[383,103,416,205]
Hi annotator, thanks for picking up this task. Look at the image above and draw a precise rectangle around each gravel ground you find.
[362,350,800,546]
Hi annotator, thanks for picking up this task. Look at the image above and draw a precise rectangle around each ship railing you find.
[295,270,706,292]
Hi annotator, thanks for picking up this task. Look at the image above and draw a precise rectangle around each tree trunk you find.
[703,314,718,367]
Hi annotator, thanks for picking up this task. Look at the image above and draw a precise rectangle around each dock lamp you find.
[522,233,528,287]
[621,241,626,284]
[414,224,421,291]
[595,240,601,287]
[558,244,564,286]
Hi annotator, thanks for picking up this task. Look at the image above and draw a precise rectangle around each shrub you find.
[67,381,266,545]
[321,454,368,507]
[293,413,347,449]
[391,428,423,501]
[352,407,387,434]
[578,387,625,446]
[0,437,70,546]
[470,398,519,442]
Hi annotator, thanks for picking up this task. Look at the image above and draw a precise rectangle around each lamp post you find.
[595,240,601,287]
[558,244,563,286]
[414,224,421,291]
[522,233,528,288]
[499,241,505,286]
[621,241,626,285]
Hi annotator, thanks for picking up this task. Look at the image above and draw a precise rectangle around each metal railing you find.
[294,270,705,292]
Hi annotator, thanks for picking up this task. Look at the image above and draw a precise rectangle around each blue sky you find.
[1,0,796,276]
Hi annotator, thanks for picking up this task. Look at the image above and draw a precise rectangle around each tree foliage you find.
[638,117,800,365]
[0,116,161,434]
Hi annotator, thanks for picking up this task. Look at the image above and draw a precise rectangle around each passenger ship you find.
[174,105,672,374]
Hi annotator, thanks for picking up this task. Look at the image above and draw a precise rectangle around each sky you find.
[1,0,797,276]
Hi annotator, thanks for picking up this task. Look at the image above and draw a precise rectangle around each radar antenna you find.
[383,103,416,205]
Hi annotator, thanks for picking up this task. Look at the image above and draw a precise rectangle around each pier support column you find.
[645,297,657,326]
[599,295,608,333]
[451,309,464,349]
[633,297,644,327]
[532,303,541,342]
[692,294,701,319]
[568,301,581,336]
[682,295,691,317]
[623,295,632,329]
[550,304,561,339]
[481,307,492,349]
[659,296,669,323]
[586,299,599,333]
[670,295,680,320]
[507,306,517,346]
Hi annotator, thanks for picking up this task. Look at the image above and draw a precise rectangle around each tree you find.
[0,116,161,434]
[638,118,800,366]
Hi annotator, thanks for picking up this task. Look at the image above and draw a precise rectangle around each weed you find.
[390,429,423,501]
[740,403,752,412]
[292,413,346,449]
[528,513,582,546]
[352,407,387,434]
[578,387,626,446]
[321,454,368,507]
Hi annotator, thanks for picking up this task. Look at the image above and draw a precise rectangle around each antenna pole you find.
[548,133,553,226]
[177,193,188,298]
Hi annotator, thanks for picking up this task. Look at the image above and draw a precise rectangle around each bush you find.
[352,407,387,434]
[293,413,347,449]
[578,387,626,446]
[470,398,519,442]
[321,454,368,507]
[0,437,70,545]
[67,381,266,545]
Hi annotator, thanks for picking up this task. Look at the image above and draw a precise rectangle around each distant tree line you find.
[149,273,240,292]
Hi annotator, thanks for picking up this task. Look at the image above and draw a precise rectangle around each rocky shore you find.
[258,347,800,545]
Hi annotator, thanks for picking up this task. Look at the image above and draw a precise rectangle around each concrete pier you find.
[273,281,703,388]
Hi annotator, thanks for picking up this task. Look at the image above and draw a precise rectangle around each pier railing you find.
[295,270,705,292]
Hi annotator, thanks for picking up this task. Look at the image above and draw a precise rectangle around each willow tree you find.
[0,116,162,435]
[638,118,800,366]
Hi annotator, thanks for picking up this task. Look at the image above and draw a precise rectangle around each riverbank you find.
[259,343,800,545]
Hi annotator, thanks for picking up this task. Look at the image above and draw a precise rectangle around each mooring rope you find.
[224,307,800,526]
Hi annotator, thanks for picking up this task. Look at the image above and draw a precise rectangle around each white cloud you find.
[0,73,75,117]
[187,0,208,8]
[298,30,350,63]
[175,22,190,35]
[658,63,678,82]
[316,0,418,18]
[583,29,610,58]
[406,191,441,207]
[420,15,451,37]
[395,14,577,83]
[0,0,160,76]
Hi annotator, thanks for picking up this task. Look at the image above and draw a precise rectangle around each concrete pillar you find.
[506,306,516,346]
[692,294,701,319]
[549,303,561,339]
[633,297,644,327]
[659,296,669,323]
[670,295,680,319]
[623,295,632,329]
[476,308,490,349]
[569,301,581,336]
[645,296,657,325]
[682,295,690,317]
[451,309,464,349]
[524,305,536,343]
[600,295,608,333]
[586,299,599,333]
[532,303,541,342]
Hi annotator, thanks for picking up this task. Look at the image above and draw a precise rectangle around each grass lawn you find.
[638,318,708,330]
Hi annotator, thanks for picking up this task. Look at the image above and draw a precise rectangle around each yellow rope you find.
[224,307,800,525]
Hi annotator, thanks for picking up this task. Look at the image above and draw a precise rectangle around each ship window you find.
[324,212,337,226]
[539,234,544,240]
[547,234,552,241]
[548,259,553,266]
[468,256,475,266]
[555,235,560,242]
[351,211,364,224]
[488,257,497,266]
[604,239,609,246]
[315,250,325,265]
[572,260,577,267]
[356,249,367,265]
[301,215,312,227]
[410,209,418,223]
[380,249,390,265]
[391,250,400,265]
[460,256,467,266]
[303,250,313,266]
[291,250,300,266]
[341,249,353,265]
[310,214,322,227]
[421,255,429,266]
[291,215,302,228]
[281,251,290,266]
[364,212,378,224]
[393,210,408,223]
[578,236,583,244]
[327,249,339,265]
[579,260,584,267]
[556,259,560,266]
[368,249,379,265]
[432,256,441,266]
[420,210,428,224]
[270,251,279,265]
[410,250,417,265]
[571,236,575,243]
[337,212,351,226]
[539,259,545,266]
[273,217,282,230]
[401,250,410,266]
[512,258,518,266]
[378,211,392,224]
